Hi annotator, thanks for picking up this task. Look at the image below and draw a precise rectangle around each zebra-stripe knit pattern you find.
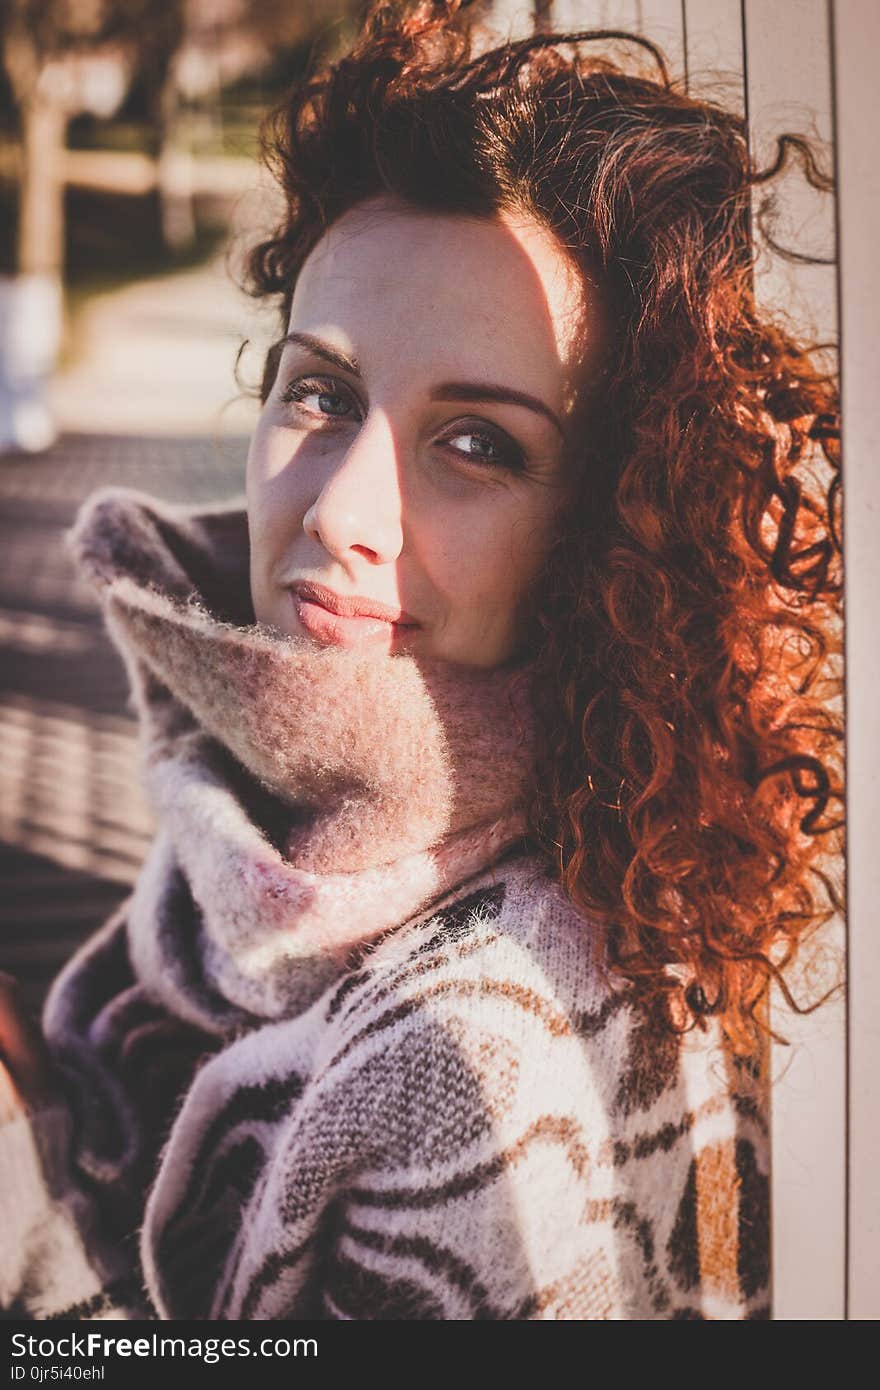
[136,855,769,1319]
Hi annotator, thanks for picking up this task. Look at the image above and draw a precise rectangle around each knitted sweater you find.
[0,488,771,1321]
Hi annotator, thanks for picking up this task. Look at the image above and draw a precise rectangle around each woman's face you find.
[247,194,601,667]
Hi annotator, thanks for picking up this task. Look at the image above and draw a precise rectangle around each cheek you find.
[245,434,301,623]
[246,427,311,549]
[420,495,559,619]
[507,502,561,578]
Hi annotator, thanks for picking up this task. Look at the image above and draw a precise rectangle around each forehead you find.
[290,197,598,406]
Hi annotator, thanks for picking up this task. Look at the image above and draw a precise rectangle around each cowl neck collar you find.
[64,487,538,1024]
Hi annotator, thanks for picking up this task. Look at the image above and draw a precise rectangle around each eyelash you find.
[277,374,526,473]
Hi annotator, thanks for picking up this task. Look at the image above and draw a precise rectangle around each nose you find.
[302,410,404,564]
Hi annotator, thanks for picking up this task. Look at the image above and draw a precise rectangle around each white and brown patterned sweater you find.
[3,855,771,1321]
[0,488,770,1320]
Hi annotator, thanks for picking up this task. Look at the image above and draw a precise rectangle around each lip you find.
[290,581,419,625]
[288,581,420,649]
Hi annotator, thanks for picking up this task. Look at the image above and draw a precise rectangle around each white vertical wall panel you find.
[550,1,685,81]
[833,0,880,1325]
[682,0,745,111]
[744,1,837,350]
[741,0,846,1322]
[478,0,538,42]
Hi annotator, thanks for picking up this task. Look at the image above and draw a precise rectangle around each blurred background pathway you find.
[0,253,265,1009]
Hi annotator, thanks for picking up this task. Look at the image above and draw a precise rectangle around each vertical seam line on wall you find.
[739,0,770,1318]
[826,0,849,1322]
[740,0,751,140]
[680,0,689,94]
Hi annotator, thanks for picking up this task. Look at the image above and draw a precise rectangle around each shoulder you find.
[312,849,765,1160]
[307,853,630,1146]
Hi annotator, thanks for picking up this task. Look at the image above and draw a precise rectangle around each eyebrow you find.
[281,330,565,438]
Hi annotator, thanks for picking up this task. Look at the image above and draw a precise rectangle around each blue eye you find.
[279,376,355,418]
[440,426,525,472]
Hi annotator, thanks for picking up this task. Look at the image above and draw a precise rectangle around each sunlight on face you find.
[246,194,602,668]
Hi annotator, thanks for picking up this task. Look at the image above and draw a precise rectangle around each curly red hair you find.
[246,0,843,1058]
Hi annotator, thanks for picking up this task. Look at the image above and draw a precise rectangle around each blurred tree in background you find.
[2,0,182,276]
[1,0,358,278]
[0,0,358,450]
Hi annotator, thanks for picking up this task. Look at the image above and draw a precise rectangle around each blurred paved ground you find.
[1,252,268,1010]
[52,250,270,438]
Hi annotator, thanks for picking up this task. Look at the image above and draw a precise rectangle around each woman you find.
[0,0,841,1320]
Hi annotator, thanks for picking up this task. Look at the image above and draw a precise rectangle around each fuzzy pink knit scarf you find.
[63,486,539,1027]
